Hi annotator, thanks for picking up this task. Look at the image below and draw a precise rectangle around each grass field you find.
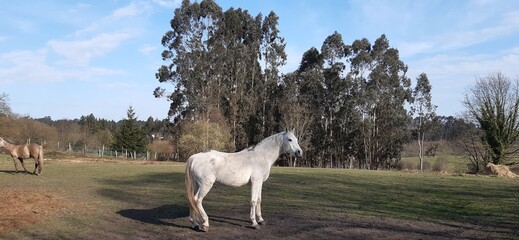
[0,154,518,239]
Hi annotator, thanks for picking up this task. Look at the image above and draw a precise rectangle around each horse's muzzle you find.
[294,149,303,158]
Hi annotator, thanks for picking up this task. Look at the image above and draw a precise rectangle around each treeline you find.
[154,0,459,169]
[1,1,481,168]
[0,111,173,157]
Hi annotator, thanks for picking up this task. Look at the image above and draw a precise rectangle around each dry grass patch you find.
[487,163,518,178]
[0,188,71,233]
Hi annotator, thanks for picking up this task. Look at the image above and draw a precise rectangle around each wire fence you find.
[47,142,175,161]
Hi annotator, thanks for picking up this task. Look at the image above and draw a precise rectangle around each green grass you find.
[401,155,471,172]
[0,154,518,239]
[269,168,519,223]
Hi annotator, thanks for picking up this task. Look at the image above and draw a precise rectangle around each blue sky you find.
[1,0,519,120]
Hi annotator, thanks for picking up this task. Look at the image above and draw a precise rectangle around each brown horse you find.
[0,137,43,175]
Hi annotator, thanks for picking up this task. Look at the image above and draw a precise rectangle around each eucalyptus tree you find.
[156,1,288,151]
[319,31,355,167]
[155,0,222,121]
[297,47,326,166]
[275,72,312,166]
[156,1,417,169]
[258,11,286,138]
[209,7,266,149]
[350,34,412,169]
[411,73,436,171]
[294,32,361,168]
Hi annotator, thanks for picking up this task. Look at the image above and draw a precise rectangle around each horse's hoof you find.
[252,224,261,230]
[258,220,266,225]
[200,225,209,232]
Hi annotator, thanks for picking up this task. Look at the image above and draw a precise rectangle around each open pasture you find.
[0,155,518,239]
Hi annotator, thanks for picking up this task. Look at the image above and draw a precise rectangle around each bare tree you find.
[463,73,519,165]
[0,92,13,117]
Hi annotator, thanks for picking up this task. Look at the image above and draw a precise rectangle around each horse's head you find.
[282,131,303,158]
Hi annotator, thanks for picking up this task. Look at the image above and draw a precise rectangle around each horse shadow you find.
[117,204,192,229]
[209,215,253,228]
[0,170,35,175]
[117,205,253,231]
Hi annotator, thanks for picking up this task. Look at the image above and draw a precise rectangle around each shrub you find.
[178,120,231,160]
[418,159,431,171]
[402,159,416,170]
[433,156,448,172]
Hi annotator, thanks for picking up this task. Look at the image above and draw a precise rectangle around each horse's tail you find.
[38,145,43,175]
[185,157,201,220]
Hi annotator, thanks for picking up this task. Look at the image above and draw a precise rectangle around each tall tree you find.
[463,72,519,165]
[275,72,311,166]
[258,11,286,138]
[155,1,426,169]
[320,31,352,167]
[412,73,436,171]
[155,0,222,121]
[350,34,412,169]
[297,47,326,166]
[215,7,261,149]
[156,1,287,151]
[111,106,148,154]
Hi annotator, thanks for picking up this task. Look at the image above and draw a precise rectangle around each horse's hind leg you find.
[195,182,214,232]
[189,184,200,229]
[33,158,42,175]
[33,162,39,175]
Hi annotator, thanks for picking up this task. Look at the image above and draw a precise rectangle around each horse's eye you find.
[288,139,293,142]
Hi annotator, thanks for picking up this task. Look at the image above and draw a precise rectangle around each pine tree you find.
[111,106,147,154]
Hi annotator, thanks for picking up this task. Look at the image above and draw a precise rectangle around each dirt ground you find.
[114,205,518,240]
[4,188,517,239]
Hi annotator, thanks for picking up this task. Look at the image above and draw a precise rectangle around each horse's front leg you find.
[11,157,19,173]
[250,181,263,229]
[19,159,29,173]
[256,186,265,225]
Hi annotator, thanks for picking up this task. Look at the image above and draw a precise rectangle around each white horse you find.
[184,131,303,232]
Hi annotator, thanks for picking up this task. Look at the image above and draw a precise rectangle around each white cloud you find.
[399,42,434,58]
[152,0,181,8]
[112,1,151,19]
[399,9,519,58]
[48,30,137,66]
[75,1,152,37]
[0,49,57,83]
[418,52,519,78]
[101,81,139,89]
[139,44,157,55]
[439,15,519,52]
[0,49,123,84]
